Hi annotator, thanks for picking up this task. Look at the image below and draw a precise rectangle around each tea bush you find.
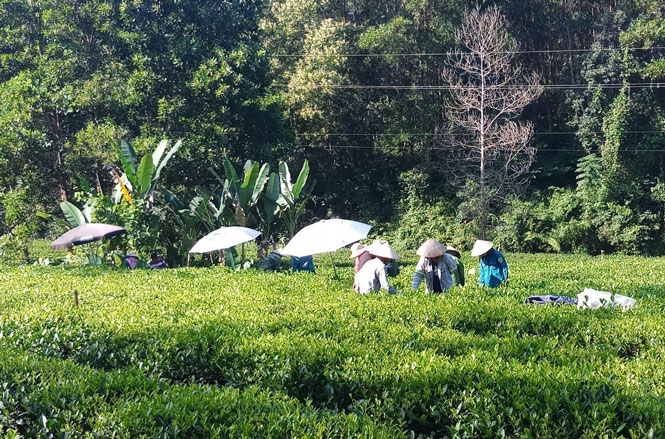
[1,253,664,437]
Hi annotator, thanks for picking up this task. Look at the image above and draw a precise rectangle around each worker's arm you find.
[444,254,457,274]
[411,257,426,290]
[378,265,397,294]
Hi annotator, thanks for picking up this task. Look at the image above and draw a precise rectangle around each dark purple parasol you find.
[51,223,126,250]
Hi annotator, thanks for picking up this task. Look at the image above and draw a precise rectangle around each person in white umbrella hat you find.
[471,239,508,288]
[353,241,400,294]
[411,239,458,294]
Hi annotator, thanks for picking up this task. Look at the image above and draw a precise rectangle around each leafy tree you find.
[0,185,46,263]
[0,0,277,213]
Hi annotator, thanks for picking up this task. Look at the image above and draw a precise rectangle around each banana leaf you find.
[137,155,154,196]
[292,160,309,200]
[152,140,181,185]
[60,201,86,228]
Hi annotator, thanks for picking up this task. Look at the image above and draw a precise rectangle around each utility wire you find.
[273,82,665,90]
[297,130,665,137]
[269,46,665,58]
[293,144,665,153]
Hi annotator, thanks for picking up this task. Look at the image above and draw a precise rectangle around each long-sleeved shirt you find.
[353,258,397,294]
[479,249,508,287]
[354,251,372,273]
[451,256,465,287]
[411,254,457,293]
[258,252,282,272]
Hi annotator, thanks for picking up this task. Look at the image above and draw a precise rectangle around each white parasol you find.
[280,219,372,257]
[189,226,261,254]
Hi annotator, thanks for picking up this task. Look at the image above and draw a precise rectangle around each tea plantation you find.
[1,253,664,438]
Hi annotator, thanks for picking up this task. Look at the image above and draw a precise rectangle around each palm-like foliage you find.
[110,138,182,204]
[278,160,313,238]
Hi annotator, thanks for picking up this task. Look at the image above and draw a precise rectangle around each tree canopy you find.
[2,0,665,257]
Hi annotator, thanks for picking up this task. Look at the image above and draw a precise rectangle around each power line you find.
[273,82,665,90]
[269,46,665,58]
[293,144,665,153]
[297,130,665,137]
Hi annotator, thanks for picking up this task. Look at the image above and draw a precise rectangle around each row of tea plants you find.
[1,253,664,437]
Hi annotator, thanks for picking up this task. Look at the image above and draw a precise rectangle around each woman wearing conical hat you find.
[353,240,400,295]
[350,242,372,273]
[471,240,508,288]
[411,239,458,294]
[368,239,400,277]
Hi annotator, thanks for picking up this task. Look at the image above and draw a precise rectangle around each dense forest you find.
[1,0,664,261]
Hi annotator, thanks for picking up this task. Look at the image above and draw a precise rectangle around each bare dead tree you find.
[439,5,543,239]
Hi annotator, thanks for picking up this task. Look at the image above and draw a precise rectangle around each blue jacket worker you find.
[292,255,315,273]
[471,240,508,288]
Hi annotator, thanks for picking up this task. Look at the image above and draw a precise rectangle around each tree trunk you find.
[480,54,487,240]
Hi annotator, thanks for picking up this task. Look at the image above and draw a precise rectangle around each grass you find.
[1,251,664,438]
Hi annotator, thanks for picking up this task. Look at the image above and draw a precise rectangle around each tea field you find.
[1,253,664,438]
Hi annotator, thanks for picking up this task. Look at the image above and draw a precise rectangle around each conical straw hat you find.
[416,239,446,258]
[350,242,367,258]
[445,246,461,259]
[367,240,399,260]
[471,240,493,257]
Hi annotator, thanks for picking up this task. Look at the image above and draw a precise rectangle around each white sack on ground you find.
[577,288,636,310]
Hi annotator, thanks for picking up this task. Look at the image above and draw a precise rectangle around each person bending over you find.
[471,240,508,288]
[148,252,167,269]
[353,241,400,294]
[411,239,457,294]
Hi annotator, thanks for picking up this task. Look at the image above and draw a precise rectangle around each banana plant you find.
[217,157,270,227]
[253,172,283,258]
[262,172,282,236]
[164,158,271,267]
[163,189,204,266]
[278,160,314,238]
[163,187,240,268]
[109,138,182,204]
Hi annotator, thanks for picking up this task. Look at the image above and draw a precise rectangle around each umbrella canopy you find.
[51,223,126,250]
[281,219,372,257]
[189,226,261,254]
